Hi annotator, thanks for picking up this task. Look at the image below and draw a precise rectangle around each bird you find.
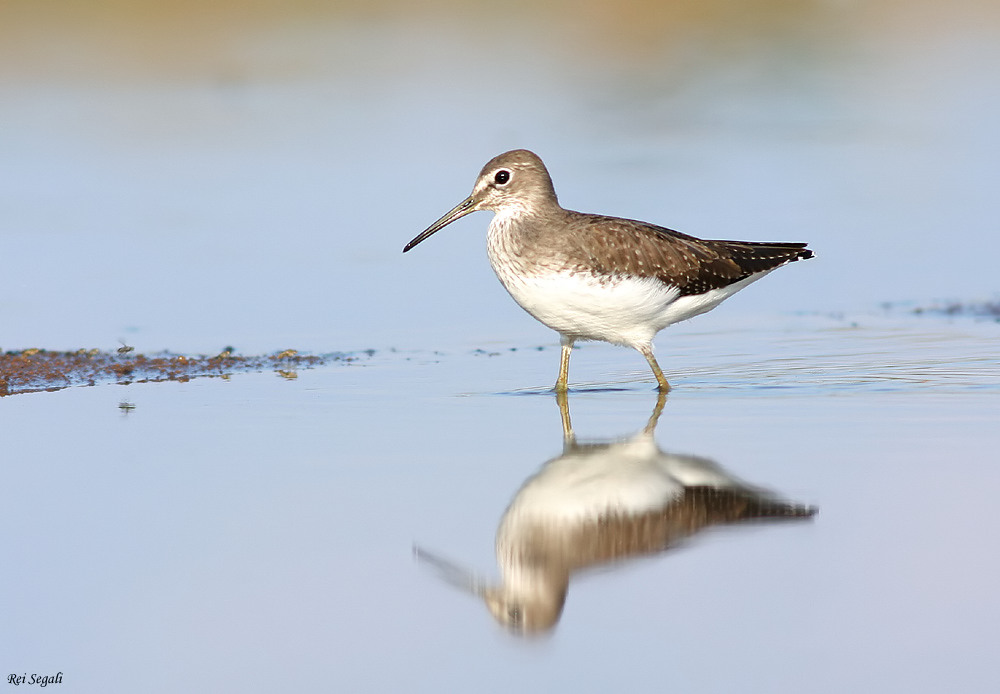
[403,149,813,391]
[415,392,817,633]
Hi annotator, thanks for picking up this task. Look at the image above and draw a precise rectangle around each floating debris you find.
[885,299,1000,321]
[912,300,1000,320]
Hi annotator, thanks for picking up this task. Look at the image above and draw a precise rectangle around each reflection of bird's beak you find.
[413,545,487,597]
[403,196,477,252]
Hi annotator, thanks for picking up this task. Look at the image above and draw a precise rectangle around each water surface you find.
[2,1,999,692]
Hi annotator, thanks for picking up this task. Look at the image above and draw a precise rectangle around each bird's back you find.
[551,212,813,295]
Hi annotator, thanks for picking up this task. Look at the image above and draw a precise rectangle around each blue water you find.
[2,1,999,692]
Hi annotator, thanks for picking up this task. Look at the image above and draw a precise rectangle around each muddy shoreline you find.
[0,349,362,397]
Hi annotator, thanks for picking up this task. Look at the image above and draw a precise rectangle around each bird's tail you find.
[716,240,813,274]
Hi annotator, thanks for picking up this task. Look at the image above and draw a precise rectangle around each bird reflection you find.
[416,392,816,634]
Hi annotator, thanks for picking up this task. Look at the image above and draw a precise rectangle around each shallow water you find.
[2,1,999,692]
[4,319,999,692]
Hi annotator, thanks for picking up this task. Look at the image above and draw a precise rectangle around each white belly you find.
[502,436,683,525]
[490,261,771,348]
[496,270,678,346]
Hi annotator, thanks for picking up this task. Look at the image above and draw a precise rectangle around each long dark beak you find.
[413,545,488,597]
[403,196,477,252]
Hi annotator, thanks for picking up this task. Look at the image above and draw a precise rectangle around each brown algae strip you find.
[0,348,363,396]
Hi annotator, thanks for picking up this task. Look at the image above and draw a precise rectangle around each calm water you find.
[2,1,999,692]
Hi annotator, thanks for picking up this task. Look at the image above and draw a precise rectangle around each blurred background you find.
[2,0,997,354]
[2,3,999,693]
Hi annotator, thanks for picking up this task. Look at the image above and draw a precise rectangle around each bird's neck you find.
[489,199,561,239]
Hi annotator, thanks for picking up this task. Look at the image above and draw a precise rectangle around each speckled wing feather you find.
[561,214,813,295]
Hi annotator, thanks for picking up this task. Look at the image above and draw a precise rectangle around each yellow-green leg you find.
[554,337,574,392]
[643,390,668,434]
[555,389,574,444]
[638,344,670,392]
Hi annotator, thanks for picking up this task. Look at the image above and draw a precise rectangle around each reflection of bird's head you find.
[414,546,568,635]
[482,561,569,634]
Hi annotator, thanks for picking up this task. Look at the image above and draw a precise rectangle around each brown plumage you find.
[557,214,813,295]
[518,486,817,572]
[405,149,814,391]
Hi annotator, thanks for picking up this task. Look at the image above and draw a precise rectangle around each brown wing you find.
[560,214,813,296]
[528,487,817,572]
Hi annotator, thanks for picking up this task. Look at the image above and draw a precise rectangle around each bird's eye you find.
[507,606,522,624]
[494,169,511,185]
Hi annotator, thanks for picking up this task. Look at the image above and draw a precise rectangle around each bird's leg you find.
[638,344,671,392]
[554,337,574,392]
[643,390,668,435]
[555,389,575,447]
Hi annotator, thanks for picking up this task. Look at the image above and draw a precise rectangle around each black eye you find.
[507,606,522,624]
[494,169,511,185]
